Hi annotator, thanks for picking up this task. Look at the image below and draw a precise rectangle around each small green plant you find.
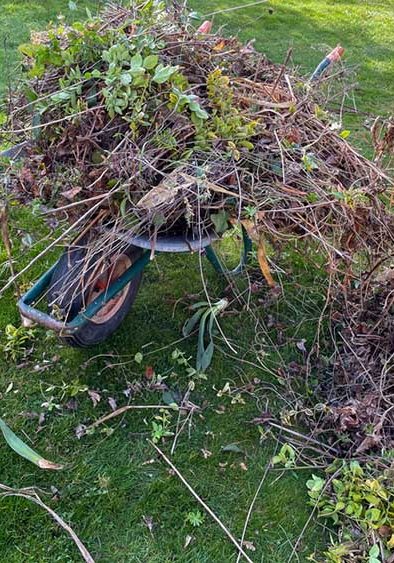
[185,510,205,527]
[151,409,174,444]
[195,68,258,155]
[307,461,394,561]
[2,323,35,361]
[272,443,296,468]
[182,298,228,372]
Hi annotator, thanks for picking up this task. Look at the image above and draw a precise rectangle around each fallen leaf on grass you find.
[142,515,154,534]
[0,418,63,470]
[88,390,101,407]
[296,339,307,353]
[184,535,194,548]
[75,424,87,439]
[201,449,212,459]
[61,186,82,200]
[243,540,256,552]
[221,443,244,454]
[108,397,117,411]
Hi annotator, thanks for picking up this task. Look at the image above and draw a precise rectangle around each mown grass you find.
[0,1,393,562]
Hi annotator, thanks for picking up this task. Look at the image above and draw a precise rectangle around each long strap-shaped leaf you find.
[0,418,63,470]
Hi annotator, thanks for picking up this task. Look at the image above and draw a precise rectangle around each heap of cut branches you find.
[1,0,392,272]
[314,268,394,456]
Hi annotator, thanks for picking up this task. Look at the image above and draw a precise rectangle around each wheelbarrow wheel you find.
[47,241,143,347]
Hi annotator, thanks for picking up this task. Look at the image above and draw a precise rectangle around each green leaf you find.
[0,418,63,470]
[152,64,178,84]
[365,494,380,506]
[306,474,325,493]
[199,340,214,372]
[68,0,77,10]
[221,443,244,454]
[339,129,351,139]
[210,210,229,234]
[365,508,381,522]
[143,54,159,70]
[182,308,205,337]
[129,53,143,70]
[369,545,380,558]
[134,352,143,364]
[120,72,132,86]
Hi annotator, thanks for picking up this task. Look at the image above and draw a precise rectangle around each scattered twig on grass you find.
[235,454,274,563]
[149,440,255,563]
[203,0,268,17]
[0,483,95,563]
[266,420,340,457]
[86,404,173,432]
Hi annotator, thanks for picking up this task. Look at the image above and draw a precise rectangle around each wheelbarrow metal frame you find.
[17,227,252,336]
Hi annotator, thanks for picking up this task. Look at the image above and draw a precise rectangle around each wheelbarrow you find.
[1,143,252,347]
[17,225,252,347]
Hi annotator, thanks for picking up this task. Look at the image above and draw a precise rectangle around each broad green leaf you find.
[199,340,214,372]
[130,53,143,70]
[120,72,132,86]
[152,64,178,84]
[0,418,63,470]
[18,43,37,58]
[143,54,159,70]
[365,507,381,522]
[339,129,351,139]
[182,308,205,337]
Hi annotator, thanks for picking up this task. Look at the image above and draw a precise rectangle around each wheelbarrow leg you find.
[204,226,252,275]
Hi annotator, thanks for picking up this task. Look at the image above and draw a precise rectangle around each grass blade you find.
[0,418,63,470]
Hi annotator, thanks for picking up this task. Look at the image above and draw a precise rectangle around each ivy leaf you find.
[143,54,159,70]
[153,64,178,84]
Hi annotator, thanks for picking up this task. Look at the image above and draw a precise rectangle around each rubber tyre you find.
[47,242,143,347]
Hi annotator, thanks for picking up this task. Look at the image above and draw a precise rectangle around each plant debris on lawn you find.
[1,1,394,562]
[2,1,393,269]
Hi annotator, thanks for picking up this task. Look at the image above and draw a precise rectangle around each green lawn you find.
[0,1,393,562]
